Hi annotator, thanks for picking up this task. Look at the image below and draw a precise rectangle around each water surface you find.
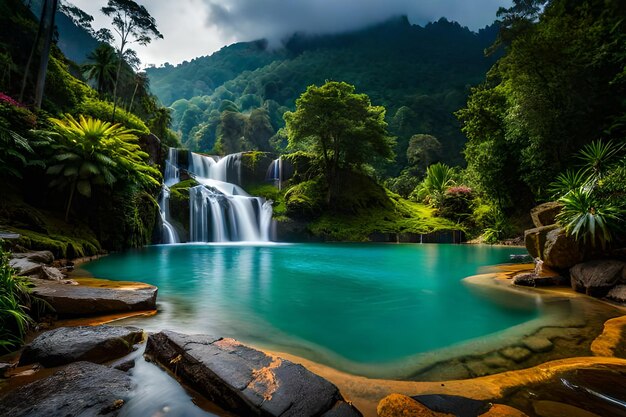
[83,243,537,374]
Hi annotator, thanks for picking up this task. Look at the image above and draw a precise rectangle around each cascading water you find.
[158,148,180,244]
[266,157,282,190]
[188,152,273,242]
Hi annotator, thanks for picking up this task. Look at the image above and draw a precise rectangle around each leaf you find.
[76,180,92,197]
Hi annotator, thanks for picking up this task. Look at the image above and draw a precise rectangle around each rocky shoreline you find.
[3,247,626,416]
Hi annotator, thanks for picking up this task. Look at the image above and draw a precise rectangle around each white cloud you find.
[68,0,510,66]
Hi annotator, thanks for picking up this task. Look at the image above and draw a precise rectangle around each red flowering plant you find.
[0,92,24,108]
[0,92,36,130]
[439,185,474,221]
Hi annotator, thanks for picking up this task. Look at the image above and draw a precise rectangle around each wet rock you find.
[533,400,599,417]
[514,273,566,287]
[524,225,558,260]
[530,202,563,228]
[378,394,452,417]
[9,258,42,276]
[145,331,361,417]
[0,362,15,377]
[19,325,143,367]
[606,285,626,303]
[412,360,471,381]
[480,404,528,417]
[114,359,136,372]
[39,265,65,280]
[412,394,490,417]
[499,346,532,363]
[464,360,492,377]
[543,227,584,270]
[571,260,626,297]
[30,279,157,316]
[0,361,132,416]
[522,336,554,353]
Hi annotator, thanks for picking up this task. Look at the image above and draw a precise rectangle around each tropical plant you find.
[556,187,623,250]
[577,140,624,185]
[414,162,456,208]
[548,169,589,198]
[44,114,160,221]
[0,243,34,352]
[82,43,118,94]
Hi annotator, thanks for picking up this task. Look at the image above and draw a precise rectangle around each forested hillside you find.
[147,17,499,171]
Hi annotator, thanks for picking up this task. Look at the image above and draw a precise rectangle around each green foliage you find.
[548,169,588,199]
[0,242,34,352]
[82,43,118,94]
[577,140,624,185]
[384,168,421,198]
[284,180,325,217]
[75,98,149,133]
[406,134,442,171]
[414,162,456,207]
[245,183,287,217]
[285,81,394,203]
[556,187,622,250]
[482,209,513,244]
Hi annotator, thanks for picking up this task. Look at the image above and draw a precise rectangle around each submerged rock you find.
[19,325,143,367]
[0,361,132,416]
[30,278,157,316]
[411,394,490,417]
[570,260,626,297]
[145,330,361,417]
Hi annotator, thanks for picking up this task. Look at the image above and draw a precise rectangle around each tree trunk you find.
[128,80,139,113]
[34,0,58,109]
[65,178,77,222]
[20,0,47,103]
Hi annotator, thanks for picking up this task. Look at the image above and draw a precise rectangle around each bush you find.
[0,242,34,352]
[75,99,149,134]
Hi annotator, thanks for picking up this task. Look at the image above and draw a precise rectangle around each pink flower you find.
[0,92,25,108]
[446,186,472,195]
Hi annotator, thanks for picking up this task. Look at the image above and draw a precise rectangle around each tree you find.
[406,134,442,172]
[82,43,118,94]
[414,162,456,208]
[284,81,394,203]
[101,0,162,122]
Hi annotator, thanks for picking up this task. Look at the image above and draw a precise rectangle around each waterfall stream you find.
[187,152,273,243]
[159,148,180,243]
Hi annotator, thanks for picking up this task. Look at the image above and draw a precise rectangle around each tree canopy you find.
[284,81,394,203]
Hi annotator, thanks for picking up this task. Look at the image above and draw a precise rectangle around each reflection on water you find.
[83,244,540,376]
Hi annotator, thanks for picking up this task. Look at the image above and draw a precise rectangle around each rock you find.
[543,227,584,270]
[513,273,567,287]
[499,346,532,363]
[9,258,42,276]
[0,361,132,416]
[114,359,136,372]
[19,325,143,367]
[411,394,490,417]
[483,353,513,369]
[139,133,161,165]
[480,404,529,417]
[145,331,361,417]
[0,362,15,377]
[39,265,65,280]
[30,278,157,316]
[12,250,54,264]
[522,336,554,353]
[530,202,563,228]
[606,285,626,303]
[570,259,626,297]
[377,394,453,417]
[524,225,558,260]
[533,400,600,417]
[510,254,533,262]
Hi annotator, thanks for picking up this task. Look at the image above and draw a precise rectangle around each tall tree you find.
[82,43,118,94]
[284,81,394,203]
[101,0,162,122]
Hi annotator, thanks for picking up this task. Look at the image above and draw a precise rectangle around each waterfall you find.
[266,157,282,190]
[188,152,273,243]
[159,148,180,244]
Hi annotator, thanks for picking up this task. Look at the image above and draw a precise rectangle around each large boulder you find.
[524,225,558,259]
[145,330,361,417]
[11,250,54,264]
[0,361,132,416]
[31,278,157,316]
[530,202,563,228]
[570,259,626,297]
[19,325,143,367]
[138,133,161,165]
[377,394,452,417]
[542,227,584,270]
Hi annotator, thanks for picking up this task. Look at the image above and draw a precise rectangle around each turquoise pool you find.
[83,243,538,375]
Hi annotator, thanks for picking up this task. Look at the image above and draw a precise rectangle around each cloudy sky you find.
[70,0,511,67]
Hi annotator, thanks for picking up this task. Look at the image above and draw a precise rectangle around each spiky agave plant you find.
[556,187,623,250]
[577,140,624,185]
[415,162,456,207]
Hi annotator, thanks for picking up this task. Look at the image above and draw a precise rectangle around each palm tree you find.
[82,44,118,95]
[415,162,456,208]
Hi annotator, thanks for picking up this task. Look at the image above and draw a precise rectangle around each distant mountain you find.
[17,3,499,171]
[147,17,498,171]
[26,0,99,63]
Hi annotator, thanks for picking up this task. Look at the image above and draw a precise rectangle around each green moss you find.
[245,183,287,217]
[12,228,100,259]
[168,179,199,233]
[241,151,266,170]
